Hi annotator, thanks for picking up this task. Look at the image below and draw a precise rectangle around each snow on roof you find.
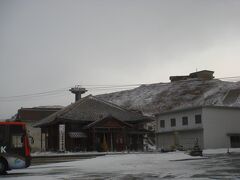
[34,95,153,127]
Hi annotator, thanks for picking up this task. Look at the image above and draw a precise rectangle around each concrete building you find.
[155,106,240,150]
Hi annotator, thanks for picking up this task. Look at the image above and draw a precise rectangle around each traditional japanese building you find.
[34,95,153,152]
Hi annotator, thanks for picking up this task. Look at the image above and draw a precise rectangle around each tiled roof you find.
[16,107,62,122]
[34,95,152,127]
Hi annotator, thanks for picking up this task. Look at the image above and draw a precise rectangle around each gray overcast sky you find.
[1,0,240,119]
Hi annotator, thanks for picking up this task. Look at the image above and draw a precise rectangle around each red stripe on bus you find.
[0,122,25,126]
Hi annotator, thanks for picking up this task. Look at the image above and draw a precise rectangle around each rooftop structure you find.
[170,70,214,82]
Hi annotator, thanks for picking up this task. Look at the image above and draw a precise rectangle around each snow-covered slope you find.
[97,79,240,116]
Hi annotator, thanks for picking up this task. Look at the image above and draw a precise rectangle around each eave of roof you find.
[33,95,89,127]
[83,115,133,129]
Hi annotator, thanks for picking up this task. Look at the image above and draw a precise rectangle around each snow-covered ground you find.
[203,148,240,155]
[30,148,240,157]
[31,151,111,157]
[3,151,240,179]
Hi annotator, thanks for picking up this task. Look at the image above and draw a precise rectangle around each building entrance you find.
[230,136,240,148]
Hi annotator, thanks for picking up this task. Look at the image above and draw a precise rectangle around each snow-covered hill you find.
[97,79,240,116]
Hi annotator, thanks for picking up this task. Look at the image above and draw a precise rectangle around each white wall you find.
[156,108,203,133]
[156,108,203,150]
[156,107,240,150]
[156,133,175,150]
[202,107,240,149]
[177,130,203,149]
[156,130,203,150]
[25,122,42,152]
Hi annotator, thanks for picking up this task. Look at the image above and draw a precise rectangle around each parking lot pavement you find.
[2,152,240,180]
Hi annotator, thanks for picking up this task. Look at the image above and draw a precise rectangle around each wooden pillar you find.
[40,128,42,152]
[110,131,113,152]
[92,128,96,151]
[123,128,125,151]
[45,130,48,151]
[137,134,139,151]
[123,128,127,151]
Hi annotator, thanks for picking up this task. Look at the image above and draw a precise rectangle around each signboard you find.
[59,124,65,152]
[0,146,6,153]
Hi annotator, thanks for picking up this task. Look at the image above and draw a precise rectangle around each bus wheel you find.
[0,159,7,175]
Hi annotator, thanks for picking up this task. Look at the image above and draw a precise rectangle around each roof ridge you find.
[34,95,92,127]
[52,95,93,118]
[89,96,147,118]
[89,95,130,112]
[34,94,152,127]
[83,115,133,129]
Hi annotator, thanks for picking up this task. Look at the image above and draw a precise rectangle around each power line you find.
[0,75,240,102]
[0,88,69,99]
[82,84,144,87]
[0,91,68,102]
[0,86,137,101]
[0,85,143,101]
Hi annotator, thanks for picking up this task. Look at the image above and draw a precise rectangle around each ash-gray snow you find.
[97,79,240,116]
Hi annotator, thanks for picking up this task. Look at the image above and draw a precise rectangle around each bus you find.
[0,122,31,174]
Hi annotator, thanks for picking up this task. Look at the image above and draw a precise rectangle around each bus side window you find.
[12,134,23,148]
[9,125,24,148]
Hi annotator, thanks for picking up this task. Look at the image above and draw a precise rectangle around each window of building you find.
[182,116,188,125]
[195,114,202,124]
[160,120,165,128]
[171,118,176,127]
